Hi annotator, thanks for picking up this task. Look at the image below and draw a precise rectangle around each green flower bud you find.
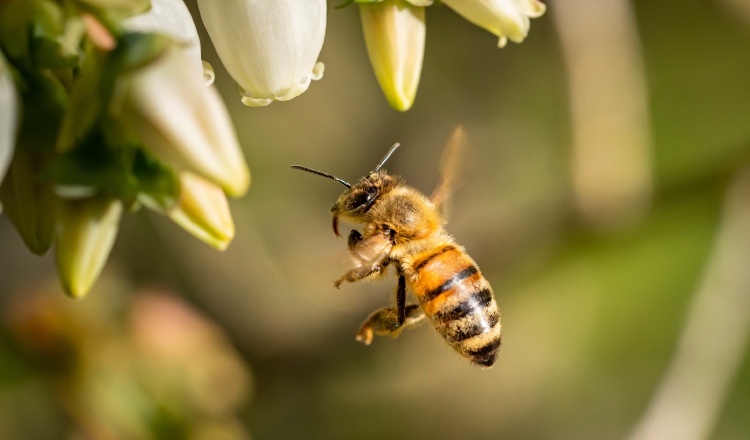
[56,197,123,299]
[0,150,58,256]
[360,0,425,112]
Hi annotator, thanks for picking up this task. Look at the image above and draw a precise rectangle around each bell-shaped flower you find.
[120,48,250,197]
[168,172,235,251]
[360,0,426,112]
[441,0,546,48]
[196,0,326,107]
[0,52,17,189]
[123,0,215,85]
[0,150,58,256]
[56,197,123,299]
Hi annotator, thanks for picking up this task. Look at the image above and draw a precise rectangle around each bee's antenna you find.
[373,143,401,172]
[291,165,351,188]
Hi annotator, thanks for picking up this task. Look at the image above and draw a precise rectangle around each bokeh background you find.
[4,0,750,438]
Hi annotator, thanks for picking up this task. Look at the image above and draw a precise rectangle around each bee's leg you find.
[356,276,426,345]
[347,230,362,251]
[334,264,383,288]
[355,305,426,345]
[335,231,393,288]
[333,231,375,288]
[396,274,407,324]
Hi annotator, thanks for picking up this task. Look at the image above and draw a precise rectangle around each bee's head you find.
[292,143,401,237]
[328,171,397,235]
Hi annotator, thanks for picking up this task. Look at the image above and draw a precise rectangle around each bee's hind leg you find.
[356,275,427,345]
[356,305,426,345]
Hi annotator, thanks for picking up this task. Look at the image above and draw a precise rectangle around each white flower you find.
[56,197,123,299]
[441,0,546,48]
[197,0,326,107]
[123,0,215,85]
[121,48,250,197]
[0,52,18,188]
[168,172,235,251]
[360,0,426,112]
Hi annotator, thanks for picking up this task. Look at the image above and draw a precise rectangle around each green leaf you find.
[30,1,85,69]
[0,0,33,67]
[45,132,140,205]
[74,0,151,21]
[132,149,179,211]
[116,32,172,73]
[56,51,105,152]
[17,69,67,153]
[57,32,170,152]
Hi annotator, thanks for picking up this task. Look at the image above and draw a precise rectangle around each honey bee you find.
[292,128,501,367]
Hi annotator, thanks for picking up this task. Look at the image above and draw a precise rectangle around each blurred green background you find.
[4,0,750,438]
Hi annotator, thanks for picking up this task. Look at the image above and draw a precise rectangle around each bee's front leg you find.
[334,264,383,288]
[347,230,362,251]
[334,231,390,288]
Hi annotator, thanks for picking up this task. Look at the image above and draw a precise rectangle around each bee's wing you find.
[430,126,466,220]
[350,231,393,267]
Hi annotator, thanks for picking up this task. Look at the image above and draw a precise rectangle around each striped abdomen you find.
[410,245,502,367]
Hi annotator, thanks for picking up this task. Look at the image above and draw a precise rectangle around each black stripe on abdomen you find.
[413,246,456,272]
[435,288,493,323]
[468,336,502,367]
[452,311,499,342]
[424,265,478,303]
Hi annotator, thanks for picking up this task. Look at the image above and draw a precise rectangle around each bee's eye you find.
[348,187,378,210]
[348,192,370,209]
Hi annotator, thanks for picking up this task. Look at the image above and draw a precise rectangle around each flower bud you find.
[360,0,425,112]
[441,0,546,48]
[196,0,326,107]
[123,0,215,85]
[168,172,235,251]
[0,150,58,256]
[56,197,123,299]
[121,48,250,197]
[0,52,17,187]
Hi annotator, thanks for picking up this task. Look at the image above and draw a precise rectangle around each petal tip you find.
[311,62,325,81]
[240,95,273,107]
[203,61,215,86]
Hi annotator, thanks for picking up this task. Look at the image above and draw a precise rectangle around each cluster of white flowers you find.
[118,0,545,111]
[0,0,544,298]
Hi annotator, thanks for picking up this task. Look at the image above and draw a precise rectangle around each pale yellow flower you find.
[360,0,426,112]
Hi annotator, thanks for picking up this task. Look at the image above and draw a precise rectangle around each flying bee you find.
[292,128,501,367]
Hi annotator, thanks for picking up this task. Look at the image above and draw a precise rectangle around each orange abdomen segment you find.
[410,245,502,367]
